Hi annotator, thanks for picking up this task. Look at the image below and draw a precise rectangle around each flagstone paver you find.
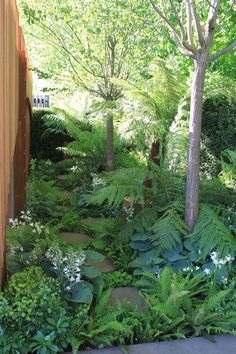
[67,335,236,354]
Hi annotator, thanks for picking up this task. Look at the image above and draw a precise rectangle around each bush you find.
[1,267,69,352]
[31,109,68,161]
[201,95,236,176]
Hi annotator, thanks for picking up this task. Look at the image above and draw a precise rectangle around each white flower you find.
[183,267,190,272]
[203,268,211,275]
[221,277,228,284]
[225,255,233,262]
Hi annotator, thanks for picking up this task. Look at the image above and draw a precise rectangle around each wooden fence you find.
[0,0,32,287]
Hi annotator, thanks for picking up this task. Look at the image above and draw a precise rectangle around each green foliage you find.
[116,62,186,148]
[129,203,236,277]
[138,268,236,339]
[190,204,236,260]
[150,207,188,252]
[30,109,66,162]
[26,177,63,222]
[77,291,131,348]
[201,95,236,177]
[105,271,134,289]
[219,150,236,189]
[89,164,183,211]
[6,212,57,275]
[43,108,128,172]
[30,331,59,353]
[46,244,104,304]
[0,267,70,352]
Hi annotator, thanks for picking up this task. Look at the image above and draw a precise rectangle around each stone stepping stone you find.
[81,218,103,225]
[57,174,68,181]
[58,191,73,199]
[65,334,236,354]
[88,256,115,273]
[109,287,147,313]
[59,232,92,245]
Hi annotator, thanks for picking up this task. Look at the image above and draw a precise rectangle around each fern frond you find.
[190,204,236,259]
[89,167,148,208]
[150,209,188,252]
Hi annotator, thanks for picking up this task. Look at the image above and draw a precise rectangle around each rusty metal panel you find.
[0,0,32,287]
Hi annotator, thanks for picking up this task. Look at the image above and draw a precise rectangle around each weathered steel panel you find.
[0,0,32,286]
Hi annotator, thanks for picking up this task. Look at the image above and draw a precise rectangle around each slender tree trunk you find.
[106,113,114,171]
[185,52,208,230]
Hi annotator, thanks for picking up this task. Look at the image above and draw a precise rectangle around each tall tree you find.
[20,0,157,171]
[147,0,236,229]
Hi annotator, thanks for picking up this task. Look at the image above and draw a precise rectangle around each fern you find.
[114,61,186,146]
[80,291,130,348]
[117,207,158,242]
[89,164,185,210]
[89,167,148,208]
[150,208,188,252]
[190,204,236,259]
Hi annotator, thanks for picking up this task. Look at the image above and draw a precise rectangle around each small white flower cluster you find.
[70,164,80,173]
[8,244,24,256]
[210,251,234,267]
[123,206,135,222]
[91,173,107,189]
[46,244,86,290]
[9,211,48,235]
[226,205,236,232]
[45,159,53,166]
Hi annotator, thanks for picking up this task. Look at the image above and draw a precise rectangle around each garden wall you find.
[0,0,32,287]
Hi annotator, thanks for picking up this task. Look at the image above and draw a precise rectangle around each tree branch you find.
[149,0,181,41]
[168,0,185,40]
[185,0,194,48]
[208,39,236,61]
[205,0,220,46]
[190,0,206,48]
[149,0,196,58]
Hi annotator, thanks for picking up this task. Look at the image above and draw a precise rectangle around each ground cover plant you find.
[1,0,236,352]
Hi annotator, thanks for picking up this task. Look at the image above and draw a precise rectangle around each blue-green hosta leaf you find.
[130,240,152,251]
[85,250,105,262]
[169,259,192,271]
[202,262,215,274]
[133,268,145,276]
[81,265,101,279]
[162,250,186,262]
[131,232,151,241]
[215,266,229,283]
[68,281,94,304]
[184,239,197,252]
[142,265,161,274]
[188,250,199,262]
[129,255,164,268]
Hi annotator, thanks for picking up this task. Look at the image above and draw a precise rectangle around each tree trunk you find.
[185,52,208,230]
[106,113,114,171]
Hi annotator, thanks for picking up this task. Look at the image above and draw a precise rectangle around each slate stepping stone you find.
[81,218,103,225]
[58,191,73,199]
[109,287,147,313]
[88,256,115,273]
[59,232,92,245]
[57,175,68,181]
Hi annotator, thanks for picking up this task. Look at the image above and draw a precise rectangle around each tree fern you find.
[190,204,236,259]
[114,61,186,147]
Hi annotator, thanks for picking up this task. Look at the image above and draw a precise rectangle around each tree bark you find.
[106,113,114,171]
[185,52,208,230]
